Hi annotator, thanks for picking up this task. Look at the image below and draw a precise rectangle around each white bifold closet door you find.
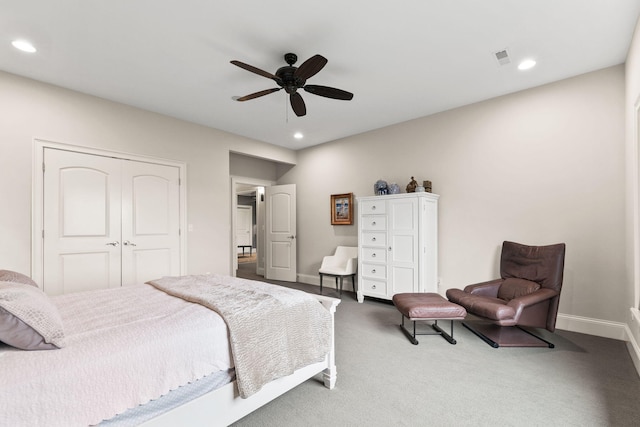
[43,148,181,295]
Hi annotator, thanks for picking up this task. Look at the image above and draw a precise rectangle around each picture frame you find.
[330,193,353,225]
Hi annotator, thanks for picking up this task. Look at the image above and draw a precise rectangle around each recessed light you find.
[294,132,303,139]
[11,39,37,53]
[518,59,536,71]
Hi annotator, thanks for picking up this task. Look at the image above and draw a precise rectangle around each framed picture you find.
[331,193,353,225]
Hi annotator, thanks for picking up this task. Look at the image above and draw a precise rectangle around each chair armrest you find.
[507,288,558,312]
[344,257,358,274]
[320,255,338,269]
[464,279,503,298]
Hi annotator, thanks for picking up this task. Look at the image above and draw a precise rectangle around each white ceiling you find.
[1,1,639,150]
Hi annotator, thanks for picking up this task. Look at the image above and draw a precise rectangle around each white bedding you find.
[0,284,232,427]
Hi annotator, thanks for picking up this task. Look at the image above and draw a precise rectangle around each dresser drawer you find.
[361,278,387,297]
[360,262,386,279]
[360,200,386,215]
[361,231,386,247]
[362,248,387,263]
[361,215,386,231]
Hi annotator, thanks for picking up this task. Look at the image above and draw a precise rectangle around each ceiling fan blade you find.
[230,60,280,81]
[235,88,282,101]
[290,92,306,117]
[304,85,354,100]
[294,55,328,80]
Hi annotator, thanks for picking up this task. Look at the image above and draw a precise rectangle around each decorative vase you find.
[388,183,400,194]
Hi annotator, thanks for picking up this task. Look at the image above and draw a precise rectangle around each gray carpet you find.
[233,263,640,426]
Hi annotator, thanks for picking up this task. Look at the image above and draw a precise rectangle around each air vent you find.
[494,49,511,66]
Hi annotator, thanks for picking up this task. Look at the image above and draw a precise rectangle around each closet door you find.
[43,149,122,295]
[120,160,180,286]
[42,149,181,295]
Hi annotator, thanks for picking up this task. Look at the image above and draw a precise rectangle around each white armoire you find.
[357,192,439,303]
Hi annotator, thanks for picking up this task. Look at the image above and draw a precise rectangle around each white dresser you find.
[357,192,439,303]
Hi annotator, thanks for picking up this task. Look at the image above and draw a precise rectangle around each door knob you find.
[288,235,296,240]
[123,240,137,246]
[106,241,119,247]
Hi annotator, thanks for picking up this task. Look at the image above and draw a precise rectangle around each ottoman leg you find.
[432,320,457,345]
[399,315,419,345]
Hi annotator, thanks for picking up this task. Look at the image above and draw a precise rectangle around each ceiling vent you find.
[494,49,511,66]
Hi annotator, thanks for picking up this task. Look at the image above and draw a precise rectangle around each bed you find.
[0,271,339,427]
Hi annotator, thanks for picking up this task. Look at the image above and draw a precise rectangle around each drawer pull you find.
[372,284,376,289]
[372,237,376,242]
[371,269,376,274]
[372,221,376,226]
[372,205,376,210]
[372,253,376,258]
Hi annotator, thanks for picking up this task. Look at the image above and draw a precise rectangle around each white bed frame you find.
[141,295,340,427]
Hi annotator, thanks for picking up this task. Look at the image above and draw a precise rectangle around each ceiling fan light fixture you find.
[518,59,536,70]
[11,39,36,53]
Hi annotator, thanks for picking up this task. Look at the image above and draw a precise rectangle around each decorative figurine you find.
[423,180,432,193]
[388,183,400,194]
[406,177,418,193]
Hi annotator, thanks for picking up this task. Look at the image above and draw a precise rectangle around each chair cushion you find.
[446,289,516,321]
[497,278,540,301]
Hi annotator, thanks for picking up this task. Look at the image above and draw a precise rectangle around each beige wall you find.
[0,70,295,278]
[285,65,627,329]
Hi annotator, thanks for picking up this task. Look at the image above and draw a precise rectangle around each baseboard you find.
[627,308,640,377]
[555,313,627,340]
[297,273,323,288]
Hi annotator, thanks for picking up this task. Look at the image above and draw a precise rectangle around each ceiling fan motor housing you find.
[276,65,305,94]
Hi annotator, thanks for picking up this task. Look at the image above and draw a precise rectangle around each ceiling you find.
[2,1,639,150]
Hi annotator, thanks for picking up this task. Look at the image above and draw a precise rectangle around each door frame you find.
[31,139,188,285]
[230,176,274,276]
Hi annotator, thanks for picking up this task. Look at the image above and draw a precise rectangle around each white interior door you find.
[120,160,181,286]
[236,205,253,248]
[43,148,181,295]
[265,184,297,282]
[43,149,122,295]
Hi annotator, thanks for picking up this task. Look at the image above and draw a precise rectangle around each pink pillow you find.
[0,281,66,350]
[0,269,38,288]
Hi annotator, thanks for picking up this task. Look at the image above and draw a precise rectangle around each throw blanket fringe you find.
[147,274,332,398]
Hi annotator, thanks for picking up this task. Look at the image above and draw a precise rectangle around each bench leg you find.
[399,316,458,345]
[432,320,457,345]
[399,315,419,345]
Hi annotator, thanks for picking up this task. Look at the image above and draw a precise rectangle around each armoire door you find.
[388,196,419,294]
[42,148,181,295]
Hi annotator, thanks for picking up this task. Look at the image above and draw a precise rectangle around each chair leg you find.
[319,274,323,295]
[351,274,356,293]
[336,277,342,295]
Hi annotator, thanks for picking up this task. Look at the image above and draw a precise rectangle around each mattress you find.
[100,368,235,426]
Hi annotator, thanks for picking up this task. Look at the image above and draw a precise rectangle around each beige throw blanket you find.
[147,274,332,398]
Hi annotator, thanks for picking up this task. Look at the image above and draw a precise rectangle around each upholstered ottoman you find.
[392,293,467,345]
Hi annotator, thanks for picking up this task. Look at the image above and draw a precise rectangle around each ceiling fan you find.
[231,53,354,117]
